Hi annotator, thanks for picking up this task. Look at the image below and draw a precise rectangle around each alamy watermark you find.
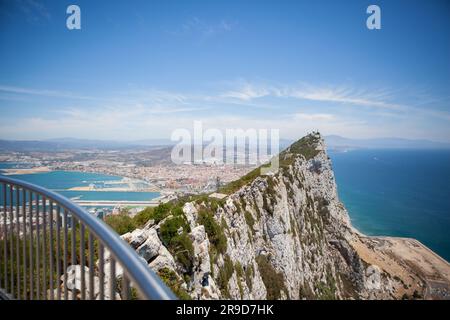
[66,5,81,30]
[367,5,381,30]
[170,121,280,175]
[66,4,381,31]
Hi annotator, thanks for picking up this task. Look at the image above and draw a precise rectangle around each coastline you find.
[1,166,51,175]
[341,195,450,299]
[1,166,161,192]
[350,231,450,299]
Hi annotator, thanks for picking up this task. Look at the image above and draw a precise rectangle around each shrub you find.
[316,269,337,300]
[286,134,320,161]
[160,214,194,272]
[132,203,172,227]
[158,267,191,300]
[217,254,234,297]
[221,216,229,231]
[218,167,261,194]
[105,214,136,235]
[160,215,189,245]
[256,255,287,300]
[316,281,336,300]
[198,209,227,255]
[235,261,244,278]
[151,203,172,222]
[132,207,154,227]
[244,211,255,234]
[245,264,254,291]
[171,233,194,272]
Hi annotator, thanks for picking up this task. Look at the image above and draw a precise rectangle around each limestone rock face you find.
[365,265,382,290]
[126,228,151,249]
[183,202,197,229]
[136,228,162,262]
[113,133,425,300]
[149,245,177,272]
[63,265,100,298]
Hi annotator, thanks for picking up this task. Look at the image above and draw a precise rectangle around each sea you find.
[0,163,160,206]
[329,149,450,262]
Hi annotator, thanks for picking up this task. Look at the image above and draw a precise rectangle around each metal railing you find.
[0,176,176,300]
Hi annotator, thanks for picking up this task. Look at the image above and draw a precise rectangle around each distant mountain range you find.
[324,135,450,151]
[0,135,449,152]
[0,138,175,151]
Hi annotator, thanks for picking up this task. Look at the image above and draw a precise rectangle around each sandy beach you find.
[1,167,51,175]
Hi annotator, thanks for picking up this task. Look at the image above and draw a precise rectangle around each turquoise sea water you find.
[329,149,450,262]
[0,165,160,204]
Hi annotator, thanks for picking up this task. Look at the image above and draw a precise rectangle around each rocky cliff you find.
[119,132,450,300]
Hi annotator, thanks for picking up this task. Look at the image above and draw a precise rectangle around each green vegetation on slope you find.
[158,267,191,300]
[218,132,321,194]
[197,208,227,256]
[256,255,288,300]
[105,203,173,236]
[105,202,195,274]
[160,212,194,273]
[244,211,256,235]
[218,166,264,194]
[216,254,234,298]
[104,214,136,235]
[279,132,321,167]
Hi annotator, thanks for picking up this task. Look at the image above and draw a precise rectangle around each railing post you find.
[9,184,14,297]
[15,187,21,297]
[42,196,47,299]
[28,190,34,300]
[22,188,27,300]
[2,183,7,292]
[48,201,54,300]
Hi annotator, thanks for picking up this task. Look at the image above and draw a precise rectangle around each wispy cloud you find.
[0,85,208,114]
[221,83,272,101]
[168,17,237,38]
[1,80,449,141]
[14,0,51,23]
[289,85,406,111]
[293,113,335,121]
[0,85,97,101]
[221,81,407,111]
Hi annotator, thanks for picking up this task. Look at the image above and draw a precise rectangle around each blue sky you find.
[0,0,449,141]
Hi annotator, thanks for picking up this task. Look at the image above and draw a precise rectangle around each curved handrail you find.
[0,175,176,300]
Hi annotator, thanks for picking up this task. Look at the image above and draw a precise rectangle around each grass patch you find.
[217,254,234,298]
[104,214,136,235]
[245,264,254,291]
[197,209,227,255]
[159,210,194,273]
[218,166,263,194]
[244,211,256,235]
[158,267,191,300]
[256,255,288,300]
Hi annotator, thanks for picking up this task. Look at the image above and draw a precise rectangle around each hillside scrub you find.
[256,255,288,300]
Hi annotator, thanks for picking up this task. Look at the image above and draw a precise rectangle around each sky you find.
[0,0,449,142]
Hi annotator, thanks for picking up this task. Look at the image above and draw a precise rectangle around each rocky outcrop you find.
[116,132,449,300]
